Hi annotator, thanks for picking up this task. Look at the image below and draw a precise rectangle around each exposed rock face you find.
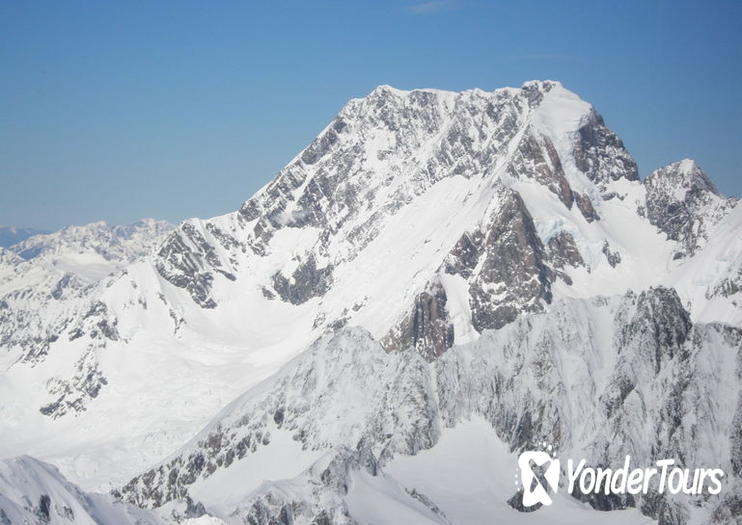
[573,191,600,222]
[382,278,453,361]
[602,240,622,267]
[644,159,738,258]
[467,190,553,331]
[39,347,109,419]
[156,221,225,309]
[573,108,639,189]
[385,185,561,358]
[547,231,584,271]
[385,185,559,358]
[272,256,334,305]
[506,129,574,208]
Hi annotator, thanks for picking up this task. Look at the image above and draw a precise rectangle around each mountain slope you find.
[116,291,741,524]
[0,456,164,525]
[644,159,736,258]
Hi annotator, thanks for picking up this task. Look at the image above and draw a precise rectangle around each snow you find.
[385,417,654,525]
[189,428,325,514]
[532,82,595,195]
[0,456,163,524]
[182,517,228,525]
[665,203,742,325]
[346,470,448,525]
[438,272,479,345]
[330,174,496,340]
[51,252,118,282]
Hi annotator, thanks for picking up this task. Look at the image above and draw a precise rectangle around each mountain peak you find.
[643,158,735,257]
[520,79,563,92]
[646,159,719,198]
[362,80,573,105]
[370,83,407,95]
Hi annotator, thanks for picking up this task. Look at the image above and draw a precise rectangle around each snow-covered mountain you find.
[0,219,173,368]
[116,295,741,524]
[0,456,165,525]
[9,219,173,266]
[1,81,740,524]
[0,226,50,248]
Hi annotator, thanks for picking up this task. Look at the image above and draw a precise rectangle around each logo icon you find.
[517,445,560,507]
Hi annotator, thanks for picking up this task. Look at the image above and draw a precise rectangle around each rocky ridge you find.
[116,289,742,525]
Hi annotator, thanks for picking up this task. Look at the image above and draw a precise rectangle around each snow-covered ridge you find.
[644,159,737,257]
[0,455,163,524]
[10,218,173,266]
[0,225,50,248]
[116,290,742,524]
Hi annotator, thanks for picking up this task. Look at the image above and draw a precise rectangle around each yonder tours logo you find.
[515,444,726,509]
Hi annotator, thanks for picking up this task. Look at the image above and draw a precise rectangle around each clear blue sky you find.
[1,0,740,229]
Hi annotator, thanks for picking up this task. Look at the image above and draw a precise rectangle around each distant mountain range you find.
[0,226,50,248]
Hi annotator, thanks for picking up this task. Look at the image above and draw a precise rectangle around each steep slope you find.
[0,80,739,525]
[665,204,742,327]
[0,456,164,524]
[644,159,736,259]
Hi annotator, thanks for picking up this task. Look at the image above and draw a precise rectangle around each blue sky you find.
[1,0,740,229]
